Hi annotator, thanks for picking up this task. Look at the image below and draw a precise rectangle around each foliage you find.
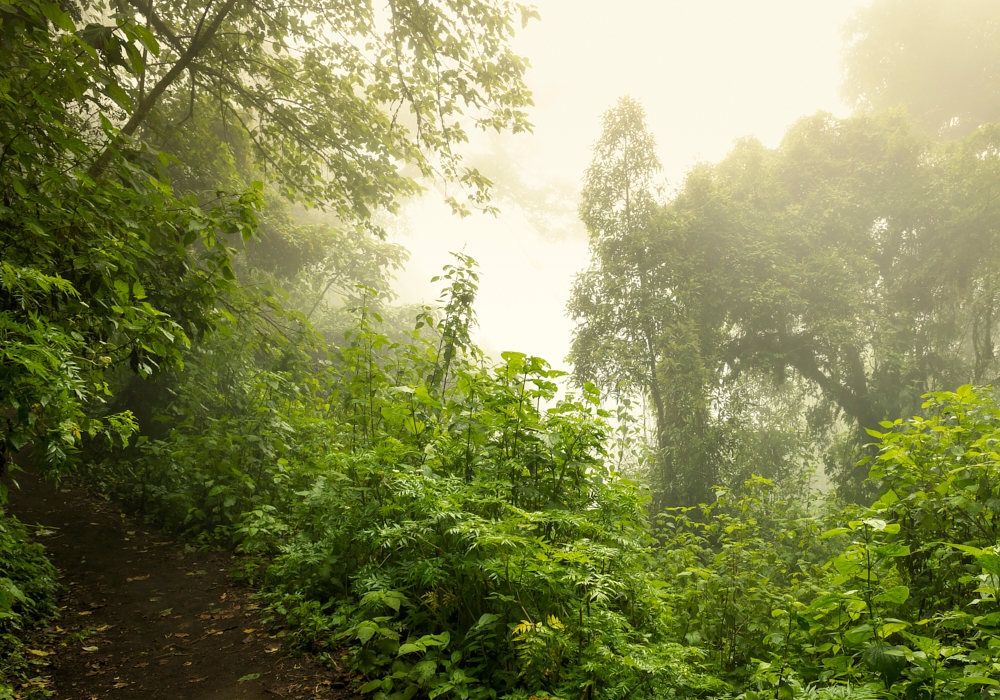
[569,98,827,507]
[572,96,1000,502]
[0,510,59,696]
[89,259,719,700]
[842,0,1000,137]
[1,0,537,468]
[87,269,1000,700]
[0,0,264,468]
[654,477,836,686]
[95,0,537,217]
[643,386,1000,699]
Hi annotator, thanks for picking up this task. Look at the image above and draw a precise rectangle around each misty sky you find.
[392,0,868,370]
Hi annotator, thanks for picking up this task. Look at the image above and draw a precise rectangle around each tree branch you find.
[87,0,240,178]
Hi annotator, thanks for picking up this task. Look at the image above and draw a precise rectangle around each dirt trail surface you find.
[5,470,353,699]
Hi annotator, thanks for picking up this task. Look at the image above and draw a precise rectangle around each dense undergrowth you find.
[79,259,1000,700]
[8,0,1000,697]
[0,506,58,699]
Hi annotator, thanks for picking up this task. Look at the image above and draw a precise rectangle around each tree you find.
[1,0,263,467]
[568,98,728,507]
[570,98,823,508]
[93,0,537,218]
[656,110,1000,496]
[569,96,664,417]
[0,0,536,469]
[931,125,1000,384]
[842,0,1000,136]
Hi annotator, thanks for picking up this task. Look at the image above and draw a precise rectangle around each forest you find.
[4,0,1000,698]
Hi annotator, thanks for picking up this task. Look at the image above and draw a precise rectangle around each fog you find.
[391,0,867,370]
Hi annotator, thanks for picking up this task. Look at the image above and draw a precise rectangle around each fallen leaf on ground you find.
[82,646,98,652]
[238,673,261,682]
[27,649,52,657]
[173,632,189,638]
[127,574,150,582]
[77,611,92,616]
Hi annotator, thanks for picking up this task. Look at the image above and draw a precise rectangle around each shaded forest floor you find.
[4,470,354,699]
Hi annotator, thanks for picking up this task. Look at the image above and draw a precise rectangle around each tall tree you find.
[570,99,820,507]
[568,97,724,507]
[570,96,665,426]
[657,110,1000,496]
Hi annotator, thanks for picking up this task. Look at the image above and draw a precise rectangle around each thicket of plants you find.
[80,273,1000,700]
[7,0,1000,697]
[0,510,58,697]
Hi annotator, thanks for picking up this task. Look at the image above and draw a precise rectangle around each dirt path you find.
[4,470,354,699]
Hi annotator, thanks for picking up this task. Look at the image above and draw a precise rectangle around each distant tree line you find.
[570,0,1000,506]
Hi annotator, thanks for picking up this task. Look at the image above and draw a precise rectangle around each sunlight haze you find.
[393,0,869,369]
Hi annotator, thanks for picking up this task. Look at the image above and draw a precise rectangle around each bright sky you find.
[392,0,869,370]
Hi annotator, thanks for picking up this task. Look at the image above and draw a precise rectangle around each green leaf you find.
[874,585,910,605]
[977,552,1000,576]
[863,643,908,687]
[956,677,1000,687]
[845,624,874,644]
[473,613,498,630]
[130,24,160,55]
[874,544,910,558]
[39,1,74,30]
[880,621,909,636]
[820,527,851,540]
[358,680,382,694]
[879,489,899,505]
